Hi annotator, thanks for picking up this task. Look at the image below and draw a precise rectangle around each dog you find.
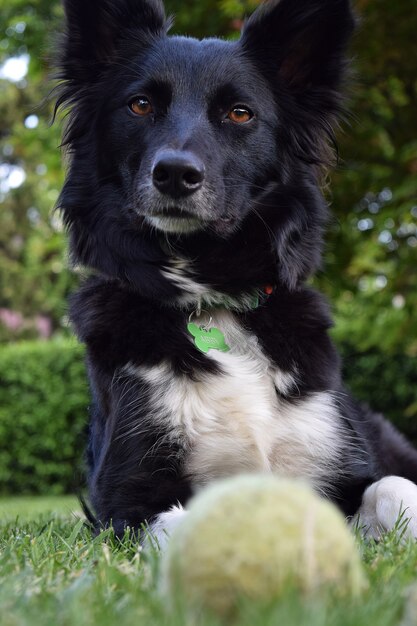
[56,0,417,547]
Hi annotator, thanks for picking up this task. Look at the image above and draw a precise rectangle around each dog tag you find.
[187,323,230,354]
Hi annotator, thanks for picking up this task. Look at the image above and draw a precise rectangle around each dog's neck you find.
[159,228,278,313]
[173,287,273,313]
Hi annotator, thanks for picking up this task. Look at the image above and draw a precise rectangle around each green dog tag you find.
[187,323,230,354]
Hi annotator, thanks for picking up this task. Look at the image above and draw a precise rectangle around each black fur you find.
[55,0,417,534]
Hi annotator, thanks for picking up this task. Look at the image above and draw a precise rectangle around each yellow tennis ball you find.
[401,583,417,626]
[161,475,365,617]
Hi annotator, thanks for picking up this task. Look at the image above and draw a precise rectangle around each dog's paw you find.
[146,504,187,551]
[352,476,417,540]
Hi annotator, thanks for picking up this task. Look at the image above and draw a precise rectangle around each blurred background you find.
[0,0,416,497]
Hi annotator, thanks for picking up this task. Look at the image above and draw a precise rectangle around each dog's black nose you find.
[152,150,205,198]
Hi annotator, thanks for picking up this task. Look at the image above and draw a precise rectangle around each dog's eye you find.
[129,97,153,116]
[227,106,253,124]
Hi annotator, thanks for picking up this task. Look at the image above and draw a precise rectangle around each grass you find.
[0,495,80,521]
[1,497,417,625]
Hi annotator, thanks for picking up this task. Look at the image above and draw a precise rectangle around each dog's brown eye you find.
[129,97,153,116]
[227,106,253,124]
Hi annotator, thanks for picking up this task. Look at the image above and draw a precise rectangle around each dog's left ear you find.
[60,0,167,84]
[240,0,355,95]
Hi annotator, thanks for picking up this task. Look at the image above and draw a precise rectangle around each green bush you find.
[0,339,88,495]
[0,339,416,495]
[340,344,417,445]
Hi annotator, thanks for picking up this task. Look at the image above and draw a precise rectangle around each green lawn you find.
[1,497,417,626]
[0,495,80,521]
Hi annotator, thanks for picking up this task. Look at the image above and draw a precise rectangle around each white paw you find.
[352,476,417,540]
[146,504,187,551]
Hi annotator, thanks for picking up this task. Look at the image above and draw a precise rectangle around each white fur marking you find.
[353,476,417,539]
[126,310,346,493]
[146,504,187,551]
[148,215,203,234]
[161,257,208,295]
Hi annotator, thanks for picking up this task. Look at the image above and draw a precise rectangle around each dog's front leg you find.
[146,504,188,551]
[89,454,192,543]
[352,476,417,539]
[87,399,193,542]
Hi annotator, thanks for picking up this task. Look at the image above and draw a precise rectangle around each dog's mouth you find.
[151,207,196,220]
[146,207,204,234]
[142,206,236,235]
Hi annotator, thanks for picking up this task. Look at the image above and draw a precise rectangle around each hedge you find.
[340,345,417,443]
[0,339,88,495]
[0,339,416,495]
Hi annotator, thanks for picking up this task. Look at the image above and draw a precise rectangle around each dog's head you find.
[56,0,354,298]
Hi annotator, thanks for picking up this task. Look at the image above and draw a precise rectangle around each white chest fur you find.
[126,310,345,493]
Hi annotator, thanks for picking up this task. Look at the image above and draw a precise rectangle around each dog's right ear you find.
[240,0,354,94]
[60,0,167,83]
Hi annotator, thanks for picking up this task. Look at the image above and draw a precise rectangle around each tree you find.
[321,0,417,357]
[0,0,72,340]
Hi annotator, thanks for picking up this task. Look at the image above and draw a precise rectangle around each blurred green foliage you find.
[323,0,417,356]
[0,0,72,336]
[341,344,417,435]
[0,339,88,494]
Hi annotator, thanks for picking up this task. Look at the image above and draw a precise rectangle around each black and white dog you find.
[56,0,417,546]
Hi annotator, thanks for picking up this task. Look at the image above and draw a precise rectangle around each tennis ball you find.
[401,583,417,626]
[161,475,365,617]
